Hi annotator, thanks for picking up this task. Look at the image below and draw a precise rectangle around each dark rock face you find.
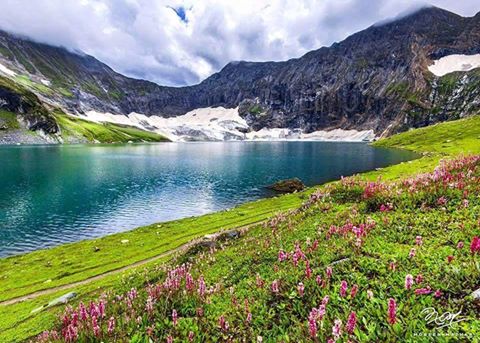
[1,6,480,136]
[0,78,58,134]
[267,178,305,193]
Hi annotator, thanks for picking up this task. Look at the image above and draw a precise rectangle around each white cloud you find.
[0,0,478,86]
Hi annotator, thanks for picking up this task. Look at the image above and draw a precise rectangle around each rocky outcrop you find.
[267,178,305,193]
[0,76,58,134]
[1,6,480,138]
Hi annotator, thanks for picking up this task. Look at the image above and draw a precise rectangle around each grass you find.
[372,115,480,155]
[54,112,169,143]
[0,110,20,129]
[0,115,479,342]
[14,75,53,95]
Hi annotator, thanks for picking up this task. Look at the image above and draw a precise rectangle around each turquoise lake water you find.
[0,142,418,256]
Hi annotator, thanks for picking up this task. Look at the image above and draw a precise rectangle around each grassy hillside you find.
[0,75,168,144]
[54,111,168,143]
[0,116,479,342]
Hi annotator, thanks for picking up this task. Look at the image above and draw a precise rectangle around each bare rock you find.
[267,178,305,193]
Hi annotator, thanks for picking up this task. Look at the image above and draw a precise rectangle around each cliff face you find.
[1,6,480,138]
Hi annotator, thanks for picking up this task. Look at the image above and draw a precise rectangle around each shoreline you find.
[0,142,416,259]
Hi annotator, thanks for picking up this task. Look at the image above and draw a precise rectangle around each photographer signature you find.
[420,307,468,329]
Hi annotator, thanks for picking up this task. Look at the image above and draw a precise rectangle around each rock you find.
[218,229,241,240]
[93,246,100,252]
[31,292,77,313]
[472,288,480,301]
[331,258,350,265]
[267,178,305,193]
[121,239,129,244]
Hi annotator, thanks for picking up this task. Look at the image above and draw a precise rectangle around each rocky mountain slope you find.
[1,6,480,142]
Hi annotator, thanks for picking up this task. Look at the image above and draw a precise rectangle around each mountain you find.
[1,6,480,143]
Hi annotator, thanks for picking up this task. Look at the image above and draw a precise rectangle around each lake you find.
[0,142,418,256]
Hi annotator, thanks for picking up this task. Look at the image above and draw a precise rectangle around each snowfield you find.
[0,62,16,77]
[77,107,376,142]
[428,54,480,76]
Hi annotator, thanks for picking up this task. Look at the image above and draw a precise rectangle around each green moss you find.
[56,87,73,98]
[0,110,19,129]
[14,75,53,95]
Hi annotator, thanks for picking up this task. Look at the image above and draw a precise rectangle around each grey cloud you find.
[0,0,478,86]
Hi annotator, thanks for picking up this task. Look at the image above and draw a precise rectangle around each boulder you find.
[267,178,305,193]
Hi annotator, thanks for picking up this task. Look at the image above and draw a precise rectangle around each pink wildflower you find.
[298,282,305,297]
[98,300,106,318]
[434,289,443,298]
[326,266,333,279]
[219,315,229,332]
[172,309,178,326]
[316,275,322,286]
[471,236,480,254]
[92,316,100,337]
[457,241,464,249]
[409,248,416,258]
[415,274,423,284]
[405,274,414,290]
[278,249,288,262]
[246,312,252,323]
[416,236,423,246]
[146,296,155,315]
[322,295,330,306]
[437,196,447,206]
[167,335,173,343]
[305,260,312,279]
[186,273,194,291]
[107,317,115,335]
[317,304,326,320]
[255,274,264,288]
[415,287,432,295]
[79,302,88,321]
[387,298,396,325]
[340,280,348,297]
[350,284,358,298]
[389,261,396,271]
[308,312,317,338]
[332,319,343,340]
[198,275,206,296]
[447,255,454,263]
[188,331,194,342]
[271,280,279,293]
[346,311,357,334]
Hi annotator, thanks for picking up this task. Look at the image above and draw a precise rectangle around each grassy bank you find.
[1,115,479,342]
[54,112,169,143]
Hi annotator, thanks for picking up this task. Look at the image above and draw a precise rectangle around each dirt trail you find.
[0,220,265,307]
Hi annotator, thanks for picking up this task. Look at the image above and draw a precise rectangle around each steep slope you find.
[0,74,168,144]
[1,6,480,140]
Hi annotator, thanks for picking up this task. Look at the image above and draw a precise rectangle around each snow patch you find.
[246,128,375,142]
[76,107,376,142]
[0,62,16,77]
[41,79,51,86]
[80,107,249,141]
[428,54,480,76]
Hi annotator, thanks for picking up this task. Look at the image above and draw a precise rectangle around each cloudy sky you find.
[0,0,478,86]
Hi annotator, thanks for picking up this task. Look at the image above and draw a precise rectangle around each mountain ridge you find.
[1,6,480,142]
